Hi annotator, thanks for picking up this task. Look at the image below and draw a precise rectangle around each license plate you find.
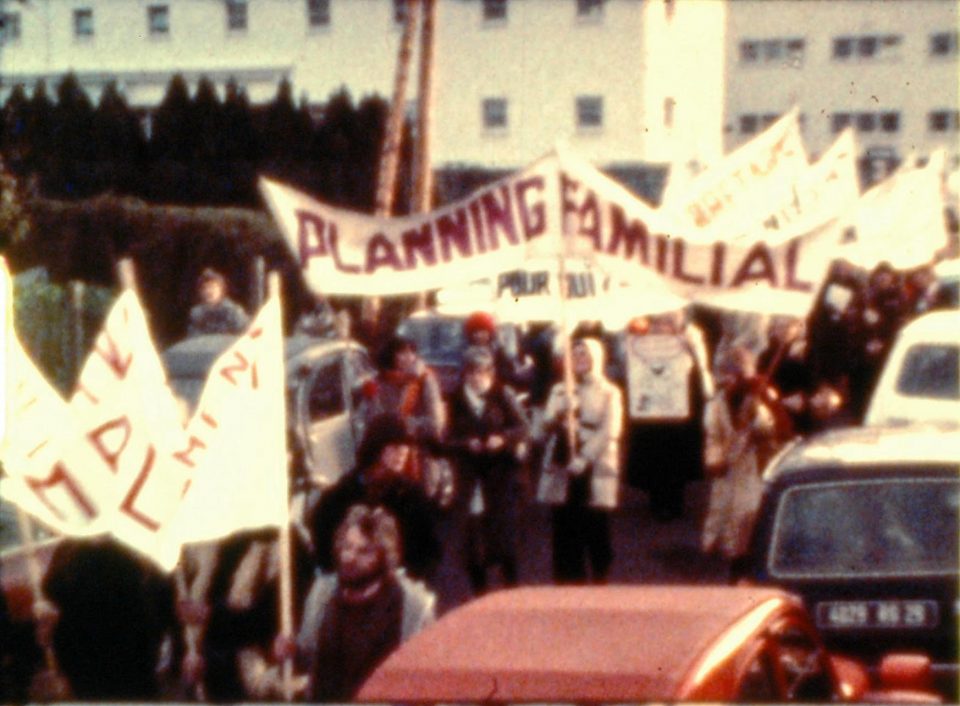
[816,600,939,629]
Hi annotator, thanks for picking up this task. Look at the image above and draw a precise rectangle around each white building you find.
[0,0,956,176]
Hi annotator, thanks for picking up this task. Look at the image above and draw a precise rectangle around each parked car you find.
[357,585,938,703]
[743,424,960,699]
[162,334,375,488]
[864,310,960,427]
[931,258,960,308]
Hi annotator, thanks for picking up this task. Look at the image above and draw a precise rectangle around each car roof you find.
[894,310,960,343]
[356,585,791,703]
[162,334,359,379]
[766,423,960,478]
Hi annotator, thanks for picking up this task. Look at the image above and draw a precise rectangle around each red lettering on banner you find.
[672,240,705,285]
[329,225,361,274]
[27,462,98,522]
[88,416,132,473]
[95,332,133,380]
[731,243,777,288]
[76,384,100,405]
[577,190,602,252]
[606,205,650,264]
[515,176,546,240]
[248,327,263,340]
[119,445,161,532]
[710,242,727,286]
[480,186,518,248]
[436,209,473,261]
[173,435,208,468]
[402,223,437,268]
[200,412,219,429]
[655,235,670,274]
[783,236,814,292]
[365,234,405,274]
[16,392,38,415]
[220,351,258,389]
[468,201,486,251]
[296,210,329,265]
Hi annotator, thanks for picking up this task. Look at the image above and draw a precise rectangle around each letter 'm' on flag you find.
[166,292,287,545]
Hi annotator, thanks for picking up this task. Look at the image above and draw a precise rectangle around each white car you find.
[864,310,960,426]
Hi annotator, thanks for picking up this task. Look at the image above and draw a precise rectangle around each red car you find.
[357,585,939,703]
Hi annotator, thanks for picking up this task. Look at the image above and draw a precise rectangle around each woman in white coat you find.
[536,337,624,583]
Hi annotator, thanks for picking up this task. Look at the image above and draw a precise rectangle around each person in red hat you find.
[463,311,527,391]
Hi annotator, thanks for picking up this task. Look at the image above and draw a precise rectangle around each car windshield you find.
[770,475,960,578]
[895,344,960,400]
[398,318,465,366]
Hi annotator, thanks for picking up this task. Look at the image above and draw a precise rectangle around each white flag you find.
[69,288,190,569]
[166,293,287,545]
[0,260,106,535]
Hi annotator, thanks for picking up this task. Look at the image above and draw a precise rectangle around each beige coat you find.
[536,340,624,509]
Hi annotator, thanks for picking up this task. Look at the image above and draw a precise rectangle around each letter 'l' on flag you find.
[69,287,191,570]
[166,290,287,546]
[0,259,105,536]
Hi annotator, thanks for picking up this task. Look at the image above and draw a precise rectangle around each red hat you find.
[464,311,496,336]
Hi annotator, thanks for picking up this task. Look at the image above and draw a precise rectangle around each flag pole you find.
[556,251,578,456]
[268,271,296,701]
[14,508,62,678]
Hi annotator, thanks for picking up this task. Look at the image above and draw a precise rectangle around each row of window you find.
[737,110,959,136]
[739,30,958,66]
[483,96,604,130]
[0,0,613,41]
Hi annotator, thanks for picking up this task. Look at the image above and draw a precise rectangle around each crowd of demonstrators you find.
[10,249,954,701]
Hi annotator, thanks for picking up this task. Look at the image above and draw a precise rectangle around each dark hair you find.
[198,268,225,287]
[355,413,412,471]
[377,335,417,371]
[333,504,401,573]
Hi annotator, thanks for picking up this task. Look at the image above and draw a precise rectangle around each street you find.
[433,480,730,615]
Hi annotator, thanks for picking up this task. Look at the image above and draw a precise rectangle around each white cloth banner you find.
[844,150,950,270]
[261,153,560,296]
[166,292,288,545]
[660,109,810,235]
[68,289,190,569]
[626,334,694,420]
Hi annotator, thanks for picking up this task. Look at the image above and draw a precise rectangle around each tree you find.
[221,78,258,162]
[151,74,193,162]
[92,81,144,163]
[0,157,33,250]
[192,76,224,161]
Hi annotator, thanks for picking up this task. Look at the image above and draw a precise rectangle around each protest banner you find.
[165,289,287,546]
[844,150,950,270]
[261,152,561,296]
[659,109,810,235]
[625,334,695,421]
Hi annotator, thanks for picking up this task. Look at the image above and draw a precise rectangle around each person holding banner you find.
[536,337,623,584]
[187,268,250,337]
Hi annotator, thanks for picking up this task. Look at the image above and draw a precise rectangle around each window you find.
[929,110,960,132]
[856,112,876,132]
[761,39,783,61]
[0,12,21,41]
[226,0,247,30]
[785,38,805,63]
[482,98,507,130]
[305,359,345,421]
[73,8,94,37]
[739,114,759,135]
[740,40,759,63]
[393,0,406,24]
[307,0,330,27]
[831,112,851,134]
[576,95,604,129]
[897,345,959,400]
[880,112,900,133]
[857,35,877,57]
[483,0,507,22]
[576,0,604,20]
[833,36,852,58]
[663,97,675,128]
[761,113,778,128]
[148,5,170,35]
[930,31,958,56]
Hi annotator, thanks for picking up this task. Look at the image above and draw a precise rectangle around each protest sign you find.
[625,334,694,421]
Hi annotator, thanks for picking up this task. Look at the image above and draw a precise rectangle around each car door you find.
[298,352,353,487]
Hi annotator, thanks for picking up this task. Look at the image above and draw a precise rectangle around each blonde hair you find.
[333,504,402,573]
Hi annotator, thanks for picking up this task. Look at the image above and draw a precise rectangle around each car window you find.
[895,344,959,400]
[770,476,960,578]
[306,356,345,421]
[398,318,465,366]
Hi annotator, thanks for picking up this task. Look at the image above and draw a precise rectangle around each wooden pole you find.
[15,509,60,675]
[69,281,84,382]
[268,271,296,701]
[556,255,578,455]
[411,0,436,311]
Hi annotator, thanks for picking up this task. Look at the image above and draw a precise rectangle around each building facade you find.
[1,0,956,174]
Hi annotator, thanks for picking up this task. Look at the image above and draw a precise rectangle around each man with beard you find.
[293,505,435,701]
